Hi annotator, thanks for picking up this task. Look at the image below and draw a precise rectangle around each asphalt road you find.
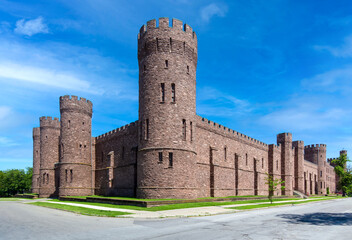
[1,198,352,240]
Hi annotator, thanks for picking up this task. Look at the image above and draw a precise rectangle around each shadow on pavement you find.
[277,212,352,226]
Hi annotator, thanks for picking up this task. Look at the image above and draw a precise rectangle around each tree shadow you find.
[277,212,352,226]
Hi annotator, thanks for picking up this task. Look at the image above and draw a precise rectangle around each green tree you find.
[0,168,33,197]
[332,153,352,197]
[265,173,285,204]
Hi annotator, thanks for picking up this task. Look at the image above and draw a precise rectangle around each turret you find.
[39,116,60,197]
[58,95,93,196]
[277,133,293,195]
[32,127,40,194]
[292,140,304,193]
[137,18,198,198]
[304,144,327,194]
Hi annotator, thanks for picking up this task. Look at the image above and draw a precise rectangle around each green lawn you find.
[228,197,340,210]
[28,202,131,217]
[0,198,25,201]
[50,197,301,211]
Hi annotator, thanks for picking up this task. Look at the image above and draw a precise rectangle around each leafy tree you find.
[332,153,352,197]
[265,173,285,204]
[0,168,33,197]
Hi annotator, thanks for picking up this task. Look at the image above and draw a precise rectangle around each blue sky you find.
[0,0,352,170]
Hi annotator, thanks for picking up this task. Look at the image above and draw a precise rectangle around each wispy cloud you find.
[14,16,49,36]
[197,87,253,117]
[0,61,96,93]
[0,136,19,147]
[200,3,227,23]
[0,106,11,121]
[314,35,352,58]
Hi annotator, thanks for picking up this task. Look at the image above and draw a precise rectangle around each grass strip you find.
[228,198,340,210]
[50,198,301,211]
[0,198,24,201]
[29,202,131,217]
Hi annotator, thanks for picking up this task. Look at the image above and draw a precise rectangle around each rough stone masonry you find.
[32,18,343,198]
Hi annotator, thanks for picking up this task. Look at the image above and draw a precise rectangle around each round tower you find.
[58,95,93,196]
[32,127,41,194]
[39,117,60,197]
[137,18,198,199]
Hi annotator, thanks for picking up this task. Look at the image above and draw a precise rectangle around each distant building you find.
[32,18,343,198]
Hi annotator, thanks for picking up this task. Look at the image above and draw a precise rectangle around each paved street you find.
[1,198,352,240]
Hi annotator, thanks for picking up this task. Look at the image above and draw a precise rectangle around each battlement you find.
[304,144,327,151]
[137,18,198,64]
[277,132,292,143]
[33,127,40,137]
[138,17,196,41]
[60,95,93,116]
[95,120,138,141]
[39,116,60,129]
[292,140,304,149]
[197,115,269,150]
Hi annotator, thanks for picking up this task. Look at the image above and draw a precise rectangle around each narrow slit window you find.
[183,42,186,52]
[122,146,125,160]
[47,174,49,184]
[143,65,146,72]
[224,147,227,160]
[145,119,149,140]
[169,152,173,167]
[161,83,165,102]
[158,152,163,162]
[165,60,168,68]
[182,119,186,140]
[187,65,189,74]
[70,169,73,183]
[65,169,68,182]
[170,38,172,51]
[190,121,193,142]
[156,38,159,50]
[68,120,70,128]
[140,121,143,140]
[246,154,248,166]
[276,160,278,170]
[262,158,264,168]
[43,173,45,184]
[171,83,175,102]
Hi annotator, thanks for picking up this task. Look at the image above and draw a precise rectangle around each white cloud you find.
[0,106,11,121]
[314,35,352,58]
[0,61,98,93]
[0,137,18,147]
[14,16,49,36]
[200,3,227,23]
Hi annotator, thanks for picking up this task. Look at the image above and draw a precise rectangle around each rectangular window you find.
[320,171,322,177]
[158,152,163,162]
[161,83,165,102]
[190,121,193,142]
[171,83,175,103]
[169,152,173,167]
[182,119,186,140]
[145,119,149,140]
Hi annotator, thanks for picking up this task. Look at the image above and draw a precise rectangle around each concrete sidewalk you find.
[29,198,326,219]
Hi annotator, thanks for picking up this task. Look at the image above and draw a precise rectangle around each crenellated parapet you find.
[197,116,269,151]
[39,116,60,129]
[60,95,93,117]
[138,17,197,66]
[95,121,138,141]
[304,144,327,152]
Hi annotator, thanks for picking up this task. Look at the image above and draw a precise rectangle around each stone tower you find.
[292,140,304,193]
[137,18,198,199]
[58,95,93,196]
[305,144,327,194]
[39,117,60,197]
[32,127,41,194]
[277,133,293,196]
